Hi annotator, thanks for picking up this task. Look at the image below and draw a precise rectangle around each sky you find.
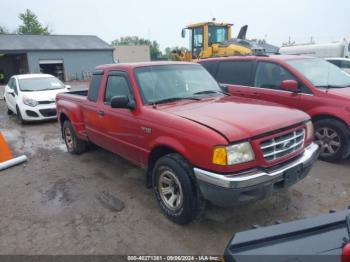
[1,0,350,52]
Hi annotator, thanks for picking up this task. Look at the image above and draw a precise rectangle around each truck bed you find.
[224,209,350,262]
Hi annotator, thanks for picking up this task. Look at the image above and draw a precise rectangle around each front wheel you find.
[62,120,88,154]
[16,105,25,124]
[314,119,350,162]
[152,153,204,224]
[7,107,13,115]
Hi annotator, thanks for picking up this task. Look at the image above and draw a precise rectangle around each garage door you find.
[39,59,65,81]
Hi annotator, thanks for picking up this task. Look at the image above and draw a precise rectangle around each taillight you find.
[342,243,350,262]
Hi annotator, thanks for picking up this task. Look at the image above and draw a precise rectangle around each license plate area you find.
[284,164,303,187]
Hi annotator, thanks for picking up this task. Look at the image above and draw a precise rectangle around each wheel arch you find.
[147,145,182,174]
[312,114,349,128]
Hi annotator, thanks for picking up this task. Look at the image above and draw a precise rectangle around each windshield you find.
[134,64,222,104]
[286,58,350,88]
[19,77,65,92]
[208,26,228,45]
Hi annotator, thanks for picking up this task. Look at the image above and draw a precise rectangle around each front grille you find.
[38,100,55,105]
[260,128,305,161]
[39,108,57,117]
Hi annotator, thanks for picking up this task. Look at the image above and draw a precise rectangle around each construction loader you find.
[172,19,264,61]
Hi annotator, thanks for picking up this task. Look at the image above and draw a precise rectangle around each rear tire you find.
[314,118,350,162]
[152,153,204,224]
[62,120,88,154]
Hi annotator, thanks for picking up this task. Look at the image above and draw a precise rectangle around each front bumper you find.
[193,143,320,206]
[20,104,57,121]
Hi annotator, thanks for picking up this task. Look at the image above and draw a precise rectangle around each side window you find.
[104,75,131,104]
[7,78,14,89]
[216,61,253,86]
[328,60,341,67]
[341,60,350,69]
[254,62,296,90]
[14,79,18,94]
[200,61,215,76]
[88,72,103,102]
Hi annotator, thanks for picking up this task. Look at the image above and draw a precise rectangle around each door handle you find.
[97,110,104,116]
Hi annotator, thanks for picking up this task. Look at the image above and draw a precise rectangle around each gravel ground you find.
[0,83,349,255]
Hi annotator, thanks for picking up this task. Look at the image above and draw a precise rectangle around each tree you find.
[17,9,50,35]
[112,36,162,60]
[0,26,8,34]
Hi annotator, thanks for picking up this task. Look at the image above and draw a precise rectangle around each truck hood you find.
[161,96,309,142]
[325,87,350,99]
[21,88,68,102]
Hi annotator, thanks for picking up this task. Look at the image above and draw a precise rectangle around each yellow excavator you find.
[172,19,264,61]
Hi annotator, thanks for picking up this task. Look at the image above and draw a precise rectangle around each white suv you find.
[4,74,70,123]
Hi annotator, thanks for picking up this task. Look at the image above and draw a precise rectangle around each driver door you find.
[98,71,142,165]
[192,27,204,58]
[251,61,301,109]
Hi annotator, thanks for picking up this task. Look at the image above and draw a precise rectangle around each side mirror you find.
[7,88,14,94]
[110,95,135,110]
[181,28,186,38]
[65,84,71,90]
[280,80,300,93]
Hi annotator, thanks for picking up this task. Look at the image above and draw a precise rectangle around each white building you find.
[113,45,151,63]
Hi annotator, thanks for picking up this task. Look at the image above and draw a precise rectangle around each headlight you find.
[305,121,314,141]
[22,96,38,107]
[212,142,255,166]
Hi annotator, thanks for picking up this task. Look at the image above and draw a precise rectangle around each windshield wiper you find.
[153,97,200,105]
[193,90,229,96]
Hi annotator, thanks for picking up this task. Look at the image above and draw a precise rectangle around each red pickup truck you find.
[199,55,350,162]
[56,62,319,224]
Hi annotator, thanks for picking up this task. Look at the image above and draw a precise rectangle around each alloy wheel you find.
[64,127,74,151]
[315,127,341,157]
[158,169,183,211]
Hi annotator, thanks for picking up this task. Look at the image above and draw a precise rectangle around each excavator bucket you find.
[237,25,248,40]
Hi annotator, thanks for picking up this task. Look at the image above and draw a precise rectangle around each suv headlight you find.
[212,142,255,166]
[22,96,38,107]
[305,121,314,141]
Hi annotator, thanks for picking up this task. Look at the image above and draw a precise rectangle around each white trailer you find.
[279,39,350,58]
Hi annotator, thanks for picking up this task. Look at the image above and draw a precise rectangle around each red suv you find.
[199,55,350,162]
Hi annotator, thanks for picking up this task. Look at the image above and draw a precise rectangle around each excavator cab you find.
[181,21,232,59]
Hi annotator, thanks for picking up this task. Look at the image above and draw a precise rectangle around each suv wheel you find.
[62,120,88,154]
[314,119,350,162]
[152,153,204,224]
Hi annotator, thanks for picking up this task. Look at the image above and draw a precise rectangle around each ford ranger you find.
[56,62,319,224]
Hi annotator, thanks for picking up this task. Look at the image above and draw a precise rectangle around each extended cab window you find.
[216,61,253,86]
[88,72,103,102]
[254,62,296,90]
[104,75,130,104]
